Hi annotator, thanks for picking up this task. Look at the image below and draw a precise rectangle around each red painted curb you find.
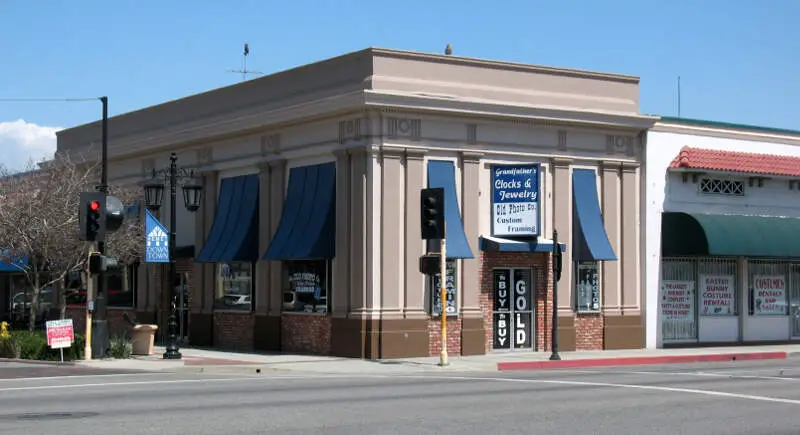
[496,352,788,371]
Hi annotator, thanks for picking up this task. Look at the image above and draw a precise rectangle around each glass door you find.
[790,265,800,338]
[492,268,535,351]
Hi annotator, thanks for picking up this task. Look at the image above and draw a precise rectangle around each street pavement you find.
[0,361,145,379]
[1,359,799,434]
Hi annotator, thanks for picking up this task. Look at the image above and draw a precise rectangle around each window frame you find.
[281,259,332,315]
[213,261,255,312]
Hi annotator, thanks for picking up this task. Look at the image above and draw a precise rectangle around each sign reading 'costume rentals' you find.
[491,164,540,237]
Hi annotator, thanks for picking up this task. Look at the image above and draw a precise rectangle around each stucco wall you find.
[644,126,800,348]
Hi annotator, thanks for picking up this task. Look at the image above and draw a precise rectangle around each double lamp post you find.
[142,152,203,360]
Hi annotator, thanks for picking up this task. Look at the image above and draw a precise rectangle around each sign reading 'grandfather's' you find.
[491,164,540,237]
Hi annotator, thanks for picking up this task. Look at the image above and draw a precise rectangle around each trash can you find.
[131,324,158,356]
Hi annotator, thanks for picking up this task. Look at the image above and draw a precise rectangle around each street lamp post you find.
[142,152,203,360]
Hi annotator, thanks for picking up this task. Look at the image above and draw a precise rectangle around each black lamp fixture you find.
[141,152,203,360]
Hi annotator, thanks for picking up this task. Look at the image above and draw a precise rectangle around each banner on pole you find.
[145,209,169,263]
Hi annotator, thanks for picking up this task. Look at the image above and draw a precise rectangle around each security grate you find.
[699,178,745,196]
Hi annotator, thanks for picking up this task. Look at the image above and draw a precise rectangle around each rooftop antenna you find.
[445,44,453,55]
[677,75,682,117]
[228,43,263,81]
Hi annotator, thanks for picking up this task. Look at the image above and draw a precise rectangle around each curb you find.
[0,357,77,366]
[496,352,788,371]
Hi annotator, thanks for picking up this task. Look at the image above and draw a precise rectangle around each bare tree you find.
[0,151,143,331]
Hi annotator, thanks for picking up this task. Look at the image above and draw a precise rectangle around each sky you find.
[0,0,798,171]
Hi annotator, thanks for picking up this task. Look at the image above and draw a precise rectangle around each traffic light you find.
[419,254,441,275]
[78,191,127,242]
[420,187,445,240]
[88,253,120,274]
[79,192,106,241]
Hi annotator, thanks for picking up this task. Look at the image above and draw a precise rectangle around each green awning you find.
[662,212,800,258]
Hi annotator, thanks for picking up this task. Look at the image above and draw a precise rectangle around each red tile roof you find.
[668,146,800,178]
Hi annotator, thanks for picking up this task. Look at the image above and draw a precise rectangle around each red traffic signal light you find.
[90,201,100,212]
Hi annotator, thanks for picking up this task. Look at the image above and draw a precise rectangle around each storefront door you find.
[791,265,800,338]
[492,268,535,351]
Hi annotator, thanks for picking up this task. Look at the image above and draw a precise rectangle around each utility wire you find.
[0,97,100,102]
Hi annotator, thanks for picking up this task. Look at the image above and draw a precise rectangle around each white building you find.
[645,117,800,349]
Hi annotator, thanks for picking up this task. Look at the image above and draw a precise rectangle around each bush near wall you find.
[0,329,86,361]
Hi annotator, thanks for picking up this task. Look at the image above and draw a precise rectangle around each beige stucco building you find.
[56,47,656,358]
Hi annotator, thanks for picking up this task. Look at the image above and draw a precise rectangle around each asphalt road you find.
[0,361,144,379]
[1,359,800,434]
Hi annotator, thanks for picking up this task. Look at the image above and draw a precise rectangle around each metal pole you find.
[91,96,109,359]
[439,238,449,366]
[84,244,96,361]
[550,230,561,361]
[163,152,182,359]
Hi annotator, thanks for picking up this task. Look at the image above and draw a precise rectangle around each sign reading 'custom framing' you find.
[491,164,541,237]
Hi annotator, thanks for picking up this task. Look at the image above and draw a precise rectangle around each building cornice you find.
[651,121,800,146]
[363,90,658,132]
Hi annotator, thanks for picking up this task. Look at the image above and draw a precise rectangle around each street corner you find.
[495,351,790,371]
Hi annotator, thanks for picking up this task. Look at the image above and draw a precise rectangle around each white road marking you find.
[553,368,800,382]
[414,375,800,405]
[0,373,165,382]
[1,373,799,406]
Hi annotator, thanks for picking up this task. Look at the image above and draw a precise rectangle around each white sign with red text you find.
[699,275,735,316]
[753,275,787,315]
[660,280,695,321]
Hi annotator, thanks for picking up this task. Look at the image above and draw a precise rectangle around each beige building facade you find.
[57,48,656,358]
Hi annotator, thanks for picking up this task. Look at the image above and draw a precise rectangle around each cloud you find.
[0,119,62,172]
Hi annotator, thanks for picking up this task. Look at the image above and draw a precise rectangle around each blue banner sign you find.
[491,164,540,237]
[145,209,169,263]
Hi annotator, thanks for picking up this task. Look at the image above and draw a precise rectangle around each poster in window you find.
[660,280,695,321]
[492,312,511,349]
[576,262,600,313]
[752,275,787,316]
[493,269,511,312]
[431,259,458,316]
[512,269,532,314]
[699,275,735,316]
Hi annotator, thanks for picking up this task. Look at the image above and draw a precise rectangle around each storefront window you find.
[282,260,330,314]
[429,259,458,316]
[575,261,600,313]
[9,275,56,326]
[215,262,253,311]
[107,263,138,308]
[750,274,789,316]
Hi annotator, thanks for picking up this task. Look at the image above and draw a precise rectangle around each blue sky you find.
[0,0,797,169]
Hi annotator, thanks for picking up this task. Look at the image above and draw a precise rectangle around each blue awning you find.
[427,160,474,259]
[572,169,617,261]
[479,235,567,253]
[262,162,336,261]
[0,250,26,273]
[195,174,260,263]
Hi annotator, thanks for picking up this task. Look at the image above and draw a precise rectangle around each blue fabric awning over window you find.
[195,174,260,263]
[427,160,474,259]
[0,250,26,273]
[262,162,336,261]
[479,235,567,253]
[572,169,617,261]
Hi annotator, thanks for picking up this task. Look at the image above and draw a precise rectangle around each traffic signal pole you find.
[439,238,448,367]
[84,244,96,360]
[91,96,110,359]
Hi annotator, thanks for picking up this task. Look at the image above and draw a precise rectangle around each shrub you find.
[0,336,21,359]
[108,335,132,359]
[7,330,85,361]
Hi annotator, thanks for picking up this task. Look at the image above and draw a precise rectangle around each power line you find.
[0,97,99,102]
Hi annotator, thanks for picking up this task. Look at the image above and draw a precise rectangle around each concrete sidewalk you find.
[70,343,800,375]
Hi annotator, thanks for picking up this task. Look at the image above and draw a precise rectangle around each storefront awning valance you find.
[262,162,336,261]
[662,212,800,258]
[572,169,617,261]
[427,160,474,259]
[195,174,260,263]
[478,235,567,253]
[0,250,27,273]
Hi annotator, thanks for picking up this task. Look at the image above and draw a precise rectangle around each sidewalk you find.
[72,343,800,375]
